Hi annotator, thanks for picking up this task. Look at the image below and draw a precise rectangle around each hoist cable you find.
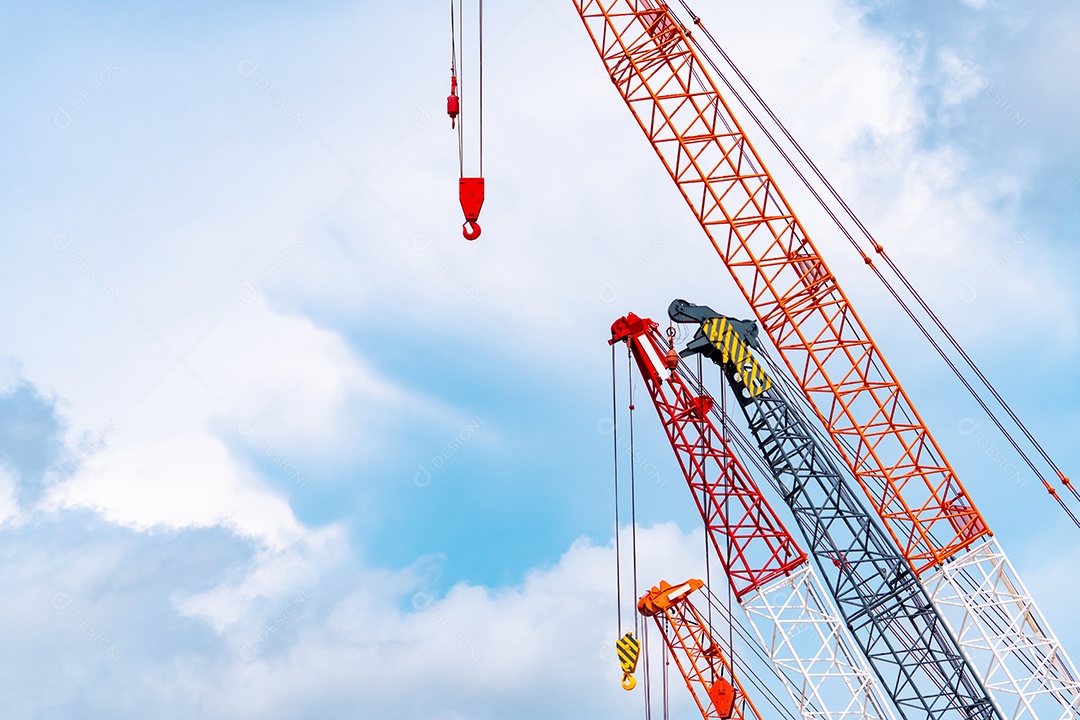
[658,341,830,720]
[478,0,484,176]
[449,0,457,77]
[612,343,624,635]
[643,619,653,720]
[675,351,989,693]
[454,0,465,178]
[656,613,665,720]
[697,352,714,638]
[628,347,641,639]
[720,378,735,680]
[672,0,1077,523]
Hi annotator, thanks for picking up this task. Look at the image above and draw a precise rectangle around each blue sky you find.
[1,0,1079,717]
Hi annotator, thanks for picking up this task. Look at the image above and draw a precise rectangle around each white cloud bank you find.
[5,520,710,720]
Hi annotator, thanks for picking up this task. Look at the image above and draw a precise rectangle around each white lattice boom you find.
[926,538,1080,720]
[742,566,897,720]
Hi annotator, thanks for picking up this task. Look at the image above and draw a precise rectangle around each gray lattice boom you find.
[671,299,999,720]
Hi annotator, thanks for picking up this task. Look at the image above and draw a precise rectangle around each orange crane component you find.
[638,579,756,720]
[573,0,982,575]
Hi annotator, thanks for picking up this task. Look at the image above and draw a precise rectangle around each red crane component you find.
[614,313,894,720]
[447,74,460,128]
[459,177,484,241]
[610,313,806,600]
[449,0,485,241]
[580,0,987,574]
[638,580,757,720]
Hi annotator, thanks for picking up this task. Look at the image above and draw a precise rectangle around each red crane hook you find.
[460,177,484,241]
[450,0,484,242]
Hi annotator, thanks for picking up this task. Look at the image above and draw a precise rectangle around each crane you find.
[611,313,895,720]
[638,578,757,720]
[575,2,1080,717]
[668,298,999,720]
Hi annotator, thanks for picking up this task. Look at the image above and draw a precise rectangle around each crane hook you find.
[615,631,640,691]
[459,177,485,241]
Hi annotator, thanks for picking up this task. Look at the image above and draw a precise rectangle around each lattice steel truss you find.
[640,579,763,720]
[925,540,1080,720]
[612,313,894,720]
[743,567,895,720]
[671,302,998,720]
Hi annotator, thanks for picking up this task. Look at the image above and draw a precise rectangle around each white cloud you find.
[187,522,711,719]
[51,433,302,547]
[22,296,418,542]
[179,524,346,632]
[0,519,717,719]
[937,48,997,108]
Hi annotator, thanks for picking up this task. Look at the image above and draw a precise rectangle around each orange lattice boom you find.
[639,580,758,720]
[575,0,988,574]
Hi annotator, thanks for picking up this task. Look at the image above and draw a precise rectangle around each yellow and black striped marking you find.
[703,317,772,397]
[616,632,640,690]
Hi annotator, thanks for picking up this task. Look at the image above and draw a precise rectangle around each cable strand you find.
[612,343,623,635]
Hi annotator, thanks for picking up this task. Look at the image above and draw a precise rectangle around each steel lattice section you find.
[743,568,897,720]
[612,313,805,599]
[671,303,998,720]
[574,0,985,573]
[612,313,894,720]
[924,540,1080,720]
[642,581,764,720]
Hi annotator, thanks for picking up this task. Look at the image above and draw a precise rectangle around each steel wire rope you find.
[667,0,1077,536]
[656,621,665,720]
[673,15,925,448]
[643,615,653,720]
[720,374,737,686]
[666,358,815,719]
[653,3,954,519]
[662,331,989,713]
[628,347,641,639]
[701,364,958,698]
[697,351,715,649]
[678,0,1049,535]
[653,337,799,718]
[478,0,483,176]
[668,352,886,720]
[612,343,624,636]
[455,0,465,178]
